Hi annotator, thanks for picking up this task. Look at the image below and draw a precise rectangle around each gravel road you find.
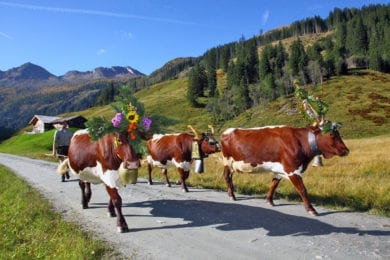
[0,153,389,259]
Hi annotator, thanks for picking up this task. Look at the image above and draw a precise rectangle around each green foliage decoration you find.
[294,81,329,121]
[321,121,343,134]
[85,86,159,155]
[292,80,343,134]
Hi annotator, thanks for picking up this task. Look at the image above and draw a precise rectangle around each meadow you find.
[1,129,389,217]
[163,135,390,216]
[0,69,388,257]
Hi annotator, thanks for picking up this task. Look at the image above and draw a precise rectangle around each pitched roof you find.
[28,115,61,125]
[51,115,87,124]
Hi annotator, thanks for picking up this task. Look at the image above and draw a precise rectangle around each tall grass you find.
[0,165,118,259]
[140,135,390,217]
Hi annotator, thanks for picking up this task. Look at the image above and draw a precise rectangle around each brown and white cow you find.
[57,129,140,233]
[220,124,349,216]
[146,125,220,192]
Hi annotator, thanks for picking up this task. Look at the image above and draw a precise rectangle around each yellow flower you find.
[126,110,139,124]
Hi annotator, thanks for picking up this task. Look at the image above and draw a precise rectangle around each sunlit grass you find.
[0,165,118,259]
[140,135,390,217]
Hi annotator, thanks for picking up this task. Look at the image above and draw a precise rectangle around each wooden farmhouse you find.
[28,115,87,133]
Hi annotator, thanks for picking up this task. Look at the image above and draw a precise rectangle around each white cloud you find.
[0,31,13,40]
[0,1,202,26]
[97,49,107,56]
[262,9,270,25]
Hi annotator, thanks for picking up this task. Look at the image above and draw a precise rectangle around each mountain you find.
[60,66,144,83]
[0,62,146,140]
[2,62,55,80]
[0,62,144,88]
[0,62,59,88]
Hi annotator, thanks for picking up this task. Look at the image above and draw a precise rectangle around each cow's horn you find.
[208,125,215,134]
[187,125,200,140]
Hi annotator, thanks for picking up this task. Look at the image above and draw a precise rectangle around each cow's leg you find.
[265,177,281,206]
[288,174,318,216]
[147,163,153,185]
[223,166,236,200]
[107,199,116,217]
[79,180,92,209]
[105,185,128,233]
[85,182,92,203]
[177,168,189,192]
[162,169,171,187]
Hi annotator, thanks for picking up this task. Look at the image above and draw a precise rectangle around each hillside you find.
[55,69,389,140]
[1,4,388,141]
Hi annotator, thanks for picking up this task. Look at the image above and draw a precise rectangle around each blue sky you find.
[0,0,386,76]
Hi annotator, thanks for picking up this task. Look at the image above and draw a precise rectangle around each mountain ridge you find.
[0,62,144,88]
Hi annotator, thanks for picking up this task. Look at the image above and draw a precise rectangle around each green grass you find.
[142,135,390,217]
[0,69,388,258]
[0,165,119,259]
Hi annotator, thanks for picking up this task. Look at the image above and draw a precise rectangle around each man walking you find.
[52,121,72,181]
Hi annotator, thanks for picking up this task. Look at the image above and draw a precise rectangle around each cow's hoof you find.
[81,204,88,209]
[308,210,318,216]
[265,199,275,206]
[148,182,153,185]
[166,183,171,187]
[228,196,236,201]
[117,226,129,233]
[182,189,189,192]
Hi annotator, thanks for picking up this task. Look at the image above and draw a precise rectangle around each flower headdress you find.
[85,86,156,154]
[294,80,341,134]
[320,121,342,134]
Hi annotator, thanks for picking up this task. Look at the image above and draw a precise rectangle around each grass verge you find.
[0,165,119,259]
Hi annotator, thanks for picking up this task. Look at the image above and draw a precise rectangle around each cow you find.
[57,129,140,233]
[220,124,349,216]
[146,125,220,192]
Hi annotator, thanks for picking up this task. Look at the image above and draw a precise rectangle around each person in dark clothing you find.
[52,121,73,182]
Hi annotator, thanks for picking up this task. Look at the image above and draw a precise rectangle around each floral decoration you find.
[85,86,158,155]
[111,112,122,128]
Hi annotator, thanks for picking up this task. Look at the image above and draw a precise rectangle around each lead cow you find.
[146,125,220,191]
[220,124,349,216]
[58,130,140,232]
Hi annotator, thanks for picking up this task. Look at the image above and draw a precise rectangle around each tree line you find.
[187,4,389,123]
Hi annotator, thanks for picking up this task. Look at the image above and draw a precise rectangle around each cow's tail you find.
[57,158,70,175]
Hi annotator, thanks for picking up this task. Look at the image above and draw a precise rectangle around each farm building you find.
[28,115,87,133]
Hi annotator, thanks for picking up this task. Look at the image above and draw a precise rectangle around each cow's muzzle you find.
[340,148,349,156]
[124,160,140,170]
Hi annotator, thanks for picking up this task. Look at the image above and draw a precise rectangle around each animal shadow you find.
[126,199,390,237]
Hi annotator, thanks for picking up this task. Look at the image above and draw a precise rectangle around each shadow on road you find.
[123,199,389,237]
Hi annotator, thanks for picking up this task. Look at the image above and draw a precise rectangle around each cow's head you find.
[113,133,141,170]
[313,123,349,159]
[188,125,220,155]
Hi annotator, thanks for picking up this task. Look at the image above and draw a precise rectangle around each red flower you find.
[129,132,136,140]
[127,123,137,132]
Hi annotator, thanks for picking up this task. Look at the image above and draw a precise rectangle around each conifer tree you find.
[289,38,307,76]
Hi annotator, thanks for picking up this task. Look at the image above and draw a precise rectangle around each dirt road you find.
[0,153,389,259]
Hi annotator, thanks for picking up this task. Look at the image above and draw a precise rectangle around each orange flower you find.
[129,132,136,140]
[127,123,137,132]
